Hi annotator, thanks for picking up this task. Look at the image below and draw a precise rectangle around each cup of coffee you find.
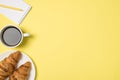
[0,25,30,48]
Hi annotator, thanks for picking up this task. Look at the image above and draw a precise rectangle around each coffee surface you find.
[1,27,22,46]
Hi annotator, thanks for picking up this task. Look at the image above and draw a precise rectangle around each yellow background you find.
[0,0,120,80]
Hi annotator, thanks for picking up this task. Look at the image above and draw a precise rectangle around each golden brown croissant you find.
[9,62,31,80]
[0,51,21,80]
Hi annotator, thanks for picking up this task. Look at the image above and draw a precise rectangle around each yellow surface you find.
[0,0,120,80]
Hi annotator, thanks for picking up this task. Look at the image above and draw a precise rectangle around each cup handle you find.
[23,33,30,37]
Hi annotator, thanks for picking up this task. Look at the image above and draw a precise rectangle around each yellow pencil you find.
[0,4,23,11]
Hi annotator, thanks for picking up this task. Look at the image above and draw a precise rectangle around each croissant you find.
[0,51,21,80]
[9,62,31,80]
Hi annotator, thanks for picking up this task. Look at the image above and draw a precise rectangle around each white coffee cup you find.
[0,25,30,48]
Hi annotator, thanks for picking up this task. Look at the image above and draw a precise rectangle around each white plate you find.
[0,50,36,80]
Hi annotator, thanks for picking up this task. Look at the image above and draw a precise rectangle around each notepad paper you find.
[0,0,31,24]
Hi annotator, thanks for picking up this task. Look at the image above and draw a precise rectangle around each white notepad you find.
[0,0,31,24]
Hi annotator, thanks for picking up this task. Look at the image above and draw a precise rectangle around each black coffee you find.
[1,26,22,46]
